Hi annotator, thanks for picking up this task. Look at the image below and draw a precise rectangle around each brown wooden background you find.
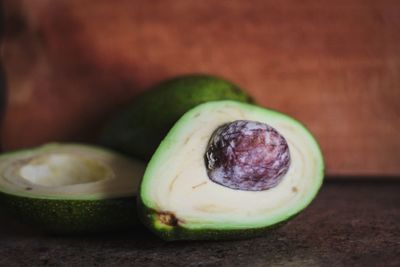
[2,0,400,176]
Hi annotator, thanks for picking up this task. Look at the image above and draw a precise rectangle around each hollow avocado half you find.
[99,74,252,161]
[138,101,324,240]
[0,143,145,233]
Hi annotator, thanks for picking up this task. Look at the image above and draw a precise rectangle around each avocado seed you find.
[205,120,290,191]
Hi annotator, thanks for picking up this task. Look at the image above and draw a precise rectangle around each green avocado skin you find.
[0,193,138,234]
[137,197,294,241]
[99,74,252,161]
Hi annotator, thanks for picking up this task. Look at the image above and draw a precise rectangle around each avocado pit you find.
[205,120,290,191]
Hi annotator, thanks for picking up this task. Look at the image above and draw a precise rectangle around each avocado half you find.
[0,143,145,233]
[100,74,252,161]
[138,101,324,240]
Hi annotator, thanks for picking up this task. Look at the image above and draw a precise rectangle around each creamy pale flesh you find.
[0,144,145,199]
[142,101,324,229]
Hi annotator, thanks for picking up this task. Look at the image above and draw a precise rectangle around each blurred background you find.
[1,0,400,177]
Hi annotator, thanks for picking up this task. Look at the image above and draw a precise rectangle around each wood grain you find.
[2,0,400,176]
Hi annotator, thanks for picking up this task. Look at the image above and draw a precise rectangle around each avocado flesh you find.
[139,101,324,240]
[0,143,145,233]
[100,75,252,161]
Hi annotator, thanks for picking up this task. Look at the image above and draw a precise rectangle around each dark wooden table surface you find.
[0,180,399,267]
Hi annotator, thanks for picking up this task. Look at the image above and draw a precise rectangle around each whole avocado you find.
[99,74,252,160]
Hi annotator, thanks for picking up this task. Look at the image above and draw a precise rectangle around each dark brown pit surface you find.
[205,120,290,191]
